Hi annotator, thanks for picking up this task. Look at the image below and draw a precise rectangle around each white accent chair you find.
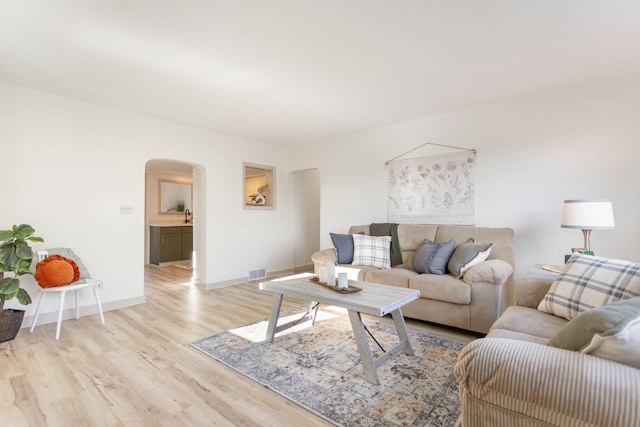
[29,249,105,339]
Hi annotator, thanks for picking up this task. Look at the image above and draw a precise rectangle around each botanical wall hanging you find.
[387,150,476,224]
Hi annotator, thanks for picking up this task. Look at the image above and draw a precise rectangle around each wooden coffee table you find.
[259,275,420,384]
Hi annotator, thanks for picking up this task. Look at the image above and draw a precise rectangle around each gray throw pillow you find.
[547,296,640,351]
[447,238,494,279]
[427,239,456,275]
[412,239,439,273]
[330,232,364,264]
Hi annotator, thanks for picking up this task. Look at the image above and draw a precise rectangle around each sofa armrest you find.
[455,338,640,427]
[311,248,337,271]
[462,259,513,286]
[513,277,554,308]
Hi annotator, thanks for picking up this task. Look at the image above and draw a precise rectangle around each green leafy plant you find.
[0,224,44,311]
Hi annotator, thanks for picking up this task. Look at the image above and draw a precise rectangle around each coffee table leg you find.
[265,293,283,343]
[348,310,379,385]
[391,308,414,356]
[310,301,319,325]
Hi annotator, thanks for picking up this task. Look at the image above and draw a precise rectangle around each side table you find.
[527,264,564,280]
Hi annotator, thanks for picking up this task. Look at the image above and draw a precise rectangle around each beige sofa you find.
[455,276,640,426]
[311,224,514,334]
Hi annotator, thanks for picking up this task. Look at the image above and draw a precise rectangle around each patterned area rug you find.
[190,306,466,427]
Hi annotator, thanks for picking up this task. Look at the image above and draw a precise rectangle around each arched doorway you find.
[144,159,206,284]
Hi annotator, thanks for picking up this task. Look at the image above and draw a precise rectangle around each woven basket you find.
[0,309,25,343]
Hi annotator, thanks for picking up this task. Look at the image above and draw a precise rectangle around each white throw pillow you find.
[581,314,640,368]
[538,253,640,321]
[351,234,392,269]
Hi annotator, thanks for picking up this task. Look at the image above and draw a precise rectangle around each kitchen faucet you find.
[185,208,191,224]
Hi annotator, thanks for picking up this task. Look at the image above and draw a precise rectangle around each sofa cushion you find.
[397,224,439,268]
[363,267,417,288]
[409,274,470,304]
[348,225,370,236]
[547,296,640,352]
[352,234,392,269]
[462,259,514,286]
[582,314,640,368]
[412,239,439,273]
[435,225,514,267]
[490,305,568,342]
[336,265,378,281]
[538,253,640,321]
[485,328,550,346]
[329,232,364,264]
[427,239,456,275]
[448,238,493,279]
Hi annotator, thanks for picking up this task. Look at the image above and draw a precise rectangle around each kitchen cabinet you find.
[150,225,193,265]
[181,227,193,261]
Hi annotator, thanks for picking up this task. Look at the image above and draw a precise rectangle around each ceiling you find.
[2,1,640,146]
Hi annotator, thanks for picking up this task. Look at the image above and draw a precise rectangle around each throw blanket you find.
[370,223,403,267]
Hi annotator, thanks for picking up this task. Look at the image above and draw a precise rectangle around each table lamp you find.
[561,199,615,252]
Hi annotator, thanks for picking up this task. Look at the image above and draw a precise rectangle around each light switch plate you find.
[120,205,134,214]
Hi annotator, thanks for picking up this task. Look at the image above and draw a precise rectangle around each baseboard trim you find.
[204,277,247,290]
[204,267,308,290]
[294,264,314,274]
[21,295,148,329]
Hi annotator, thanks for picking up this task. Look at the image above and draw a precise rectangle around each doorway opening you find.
[144,159,206,285]
[289,168,320,273]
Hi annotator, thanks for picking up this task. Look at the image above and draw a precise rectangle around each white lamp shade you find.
[561,199,615,229]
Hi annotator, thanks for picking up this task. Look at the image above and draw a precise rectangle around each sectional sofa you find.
[311,224,514,334]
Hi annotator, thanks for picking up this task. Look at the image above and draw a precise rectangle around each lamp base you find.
[581,228,592,252]
[566,249,595,262]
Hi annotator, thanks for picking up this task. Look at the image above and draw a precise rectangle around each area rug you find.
[190,306,466,427]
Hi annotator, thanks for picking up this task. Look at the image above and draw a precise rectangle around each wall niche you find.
[243,162,275,209]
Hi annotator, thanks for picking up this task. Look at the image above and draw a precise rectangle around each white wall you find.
[0,81,292,318]
[290,169,321,269]
[289,74,640,280]
[5,72,639,319]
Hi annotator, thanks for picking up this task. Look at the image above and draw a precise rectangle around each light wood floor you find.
[1,266,475,427]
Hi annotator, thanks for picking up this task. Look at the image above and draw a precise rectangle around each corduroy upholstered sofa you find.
[311,224,514,334]
[455,272,640,426]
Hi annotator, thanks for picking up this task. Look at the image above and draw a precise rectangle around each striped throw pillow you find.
[538,253,640,321]
[352,234,392,269]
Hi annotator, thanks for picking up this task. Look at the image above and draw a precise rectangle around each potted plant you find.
[0,224,43,343]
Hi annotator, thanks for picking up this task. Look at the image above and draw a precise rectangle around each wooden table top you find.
[259,275,420,317]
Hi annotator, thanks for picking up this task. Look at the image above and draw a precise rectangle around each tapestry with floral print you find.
[387,152,475,224]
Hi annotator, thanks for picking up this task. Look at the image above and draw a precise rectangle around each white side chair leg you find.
[93,286,105,325]
[56,290,67,340]
[74,290,80,319]
[29,292,47,333]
